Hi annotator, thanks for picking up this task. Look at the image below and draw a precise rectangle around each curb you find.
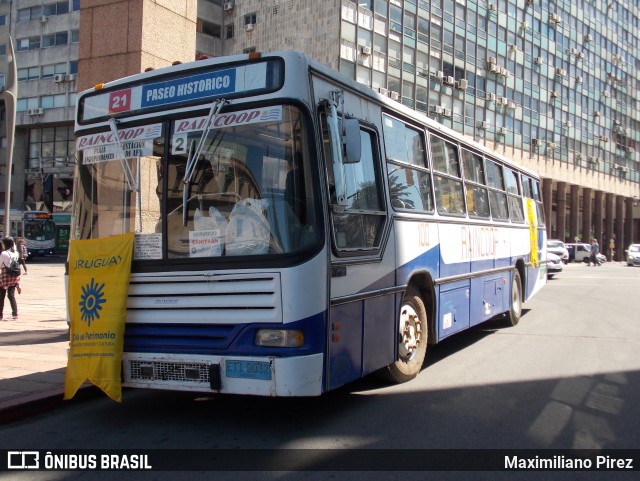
[0,385,102,425]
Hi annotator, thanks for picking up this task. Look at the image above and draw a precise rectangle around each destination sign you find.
[80,60,277,122]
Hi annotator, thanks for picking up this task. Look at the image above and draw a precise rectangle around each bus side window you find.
[461,149,490,219]
[485,158,509,221]
[382,115,433,212]
[431,135,465,216]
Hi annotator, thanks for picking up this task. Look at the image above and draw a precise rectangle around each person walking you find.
[589,238,601,266]
[0,237,21,320]
[16,237,28,274]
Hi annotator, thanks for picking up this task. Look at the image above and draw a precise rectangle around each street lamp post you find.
[2,37,18,237]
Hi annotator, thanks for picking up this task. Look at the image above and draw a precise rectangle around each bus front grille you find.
[128,359,210,383]
[125,272,282,324]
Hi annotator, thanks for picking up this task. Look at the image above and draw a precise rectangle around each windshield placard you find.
[77,124,161,164]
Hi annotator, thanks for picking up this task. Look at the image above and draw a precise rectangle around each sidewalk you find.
[0,258,81,422]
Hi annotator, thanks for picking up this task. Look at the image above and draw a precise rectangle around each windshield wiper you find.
[182,98,228,225]
[108,118,142,232]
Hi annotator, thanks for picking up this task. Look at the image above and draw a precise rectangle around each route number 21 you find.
[109,89,132,114]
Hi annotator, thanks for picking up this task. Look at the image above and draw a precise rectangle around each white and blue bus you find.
[23,211,57,258]
[71,51,547,396]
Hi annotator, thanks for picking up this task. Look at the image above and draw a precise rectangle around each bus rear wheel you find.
[506,270,522,326]
[384,287,428,383]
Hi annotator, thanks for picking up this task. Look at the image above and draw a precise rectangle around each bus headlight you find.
[255,329,304,348]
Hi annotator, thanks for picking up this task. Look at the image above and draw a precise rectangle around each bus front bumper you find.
[122,352,324,397]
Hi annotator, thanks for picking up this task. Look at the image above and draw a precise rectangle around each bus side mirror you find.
[341,118,361,164]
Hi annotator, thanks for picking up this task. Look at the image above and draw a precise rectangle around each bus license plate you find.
[225,360,271,380]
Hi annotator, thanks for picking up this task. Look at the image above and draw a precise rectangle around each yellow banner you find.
[64,233,134,402]
[526,198,539,268]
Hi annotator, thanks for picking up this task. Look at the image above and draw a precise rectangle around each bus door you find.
[319,95,396,391]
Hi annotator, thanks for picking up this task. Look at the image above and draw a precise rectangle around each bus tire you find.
[506,269,522,326]
[383,287,428,383]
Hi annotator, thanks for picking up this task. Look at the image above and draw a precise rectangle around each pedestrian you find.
[590,238,601,266]
[0,237,21,320]
[16,237,28,274]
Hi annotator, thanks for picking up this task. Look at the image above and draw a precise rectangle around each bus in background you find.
[71,51,547,397]
[23,211,56,258]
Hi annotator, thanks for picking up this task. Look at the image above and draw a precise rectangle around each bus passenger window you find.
[382,115,433,212]
[461,149,490,219]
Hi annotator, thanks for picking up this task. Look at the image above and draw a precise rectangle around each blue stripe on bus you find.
[123,311,327,357]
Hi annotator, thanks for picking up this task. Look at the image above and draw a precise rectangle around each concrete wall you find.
[78,0,198,91]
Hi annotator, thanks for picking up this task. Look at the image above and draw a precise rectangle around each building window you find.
[43,1,70,16]
[17,6,42,23]
[28,125,76,168]
[197,19,221,38]
[0,44,6,56]
[226,24,234,39]
[42,32,69,48]
[244,12,257,26]
[16,37,41,51]
[42,63,67,78]
[41,94,66,109]
[69,61,78,74]
[0,15,7,26]
[0,74,5,89]
[71,30,80,43]
[17,97,39,112]
[18,67,41,81]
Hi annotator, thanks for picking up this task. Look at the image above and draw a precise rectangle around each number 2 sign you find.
[109,89,132,114]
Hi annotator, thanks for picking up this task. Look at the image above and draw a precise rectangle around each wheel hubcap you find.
[512,280,521,314]
[399,305,422,361]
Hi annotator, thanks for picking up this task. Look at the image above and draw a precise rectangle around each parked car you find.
[546,239,569,263]
[566,243,591,263]
[546,252,563,278]
[566,242,606,264]
[626,244,640,266]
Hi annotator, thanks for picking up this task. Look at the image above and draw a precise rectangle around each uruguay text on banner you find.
[64,233,134,402]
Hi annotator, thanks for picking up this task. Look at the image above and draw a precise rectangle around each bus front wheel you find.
[506,270,522,326]
[384,287,428,383]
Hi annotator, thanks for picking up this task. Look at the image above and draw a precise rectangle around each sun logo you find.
[79,278,107,327]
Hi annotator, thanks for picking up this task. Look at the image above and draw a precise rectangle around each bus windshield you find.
[74,104,318,259]
[24,219,56,240]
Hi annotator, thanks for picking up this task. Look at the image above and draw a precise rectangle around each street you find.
[0,261,639,480]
